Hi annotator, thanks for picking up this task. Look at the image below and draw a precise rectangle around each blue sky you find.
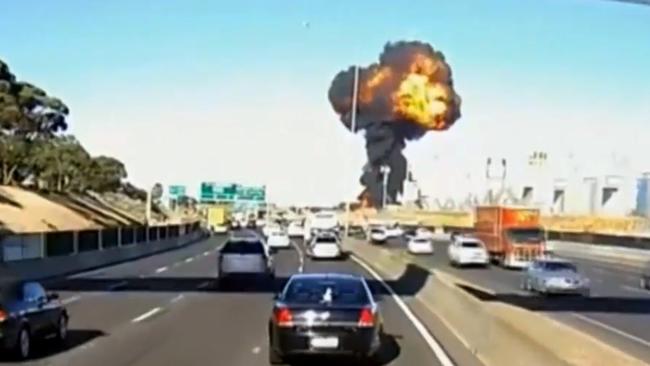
[1,0,649,205]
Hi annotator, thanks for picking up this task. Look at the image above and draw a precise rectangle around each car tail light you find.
[0,309,7,322]
[274,307,293,327]
[358,307,375,327]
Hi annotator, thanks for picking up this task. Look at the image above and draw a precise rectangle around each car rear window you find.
[461,241,482,248]
[283,277,369,305]
[315,236,337,244]
[221,240,265,254]
[541,262,577,272]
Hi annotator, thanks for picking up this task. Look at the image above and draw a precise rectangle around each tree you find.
[1,59,70,185]
[86,156,127,192]
[31,135,91,191]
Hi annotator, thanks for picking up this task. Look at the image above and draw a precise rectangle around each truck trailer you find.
[474,206,546,268]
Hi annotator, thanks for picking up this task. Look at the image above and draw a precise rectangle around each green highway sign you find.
[169,185,186,198]
[200,182,266,203]
[236,185,266,202]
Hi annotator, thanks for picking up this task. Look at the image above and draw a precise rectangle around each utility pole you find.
[343,65,360,238]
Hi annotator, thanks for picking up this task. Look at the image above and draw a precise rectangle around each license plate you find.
[310,336,339,349]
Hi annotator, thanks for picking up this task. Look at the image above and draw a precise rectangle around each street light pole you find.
[381,165,391,209]
[343,65,360,238]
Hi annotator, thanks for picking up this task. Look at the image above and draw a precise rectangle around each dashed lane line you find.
[131,307,163,323]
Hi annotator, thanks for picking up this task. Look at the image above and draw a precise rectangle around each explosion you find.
[328,40,462,208]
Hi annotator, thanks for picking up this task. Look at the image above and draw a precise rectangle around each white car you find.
[287,222,304,238]
[308,234,343,259]
[368,227,388,243]
[415,228,433,240]
[267,229,291,249]
[448,237,489,267]
[385,225,403,238]
[407,236,434,254]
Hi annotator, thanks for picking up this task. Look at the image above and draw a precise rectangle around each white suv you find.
[308,234,343,260]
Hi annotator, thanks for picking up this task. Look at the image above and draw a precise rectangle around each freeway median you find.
[343,236,650,366]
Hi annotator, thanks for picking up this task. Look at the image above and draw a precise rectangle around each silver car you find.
[217,237,275,286]
[521,259,590,297]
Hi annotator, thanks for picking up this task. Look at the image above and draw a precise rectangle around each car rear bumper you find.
[457,256,489,265]
[543,286,589,295]
[271,327,378,357]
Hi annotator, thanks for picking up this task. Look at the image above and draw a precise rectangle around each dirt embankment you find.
[0,186,180,233]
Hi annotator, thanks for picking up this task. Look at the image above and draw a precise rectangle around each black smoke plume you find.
[328,40,462,208]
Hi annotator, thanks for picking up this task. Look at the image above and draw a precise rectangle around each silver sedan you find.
[521,259,590,297]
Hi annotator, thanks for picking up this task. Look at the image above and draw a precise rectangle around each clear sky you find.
[1,0,649,205]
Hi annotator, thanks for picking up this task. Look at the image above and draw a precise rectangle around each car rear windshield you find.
[461,241,482,248]
[315,236,337,244]
[541,262,577,272]
[221,240,265,254]
[283,277,369,305]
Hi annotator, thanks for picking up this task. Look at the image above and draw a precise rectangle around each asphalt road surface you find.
[2,232,458,366]
[382,236,650,363]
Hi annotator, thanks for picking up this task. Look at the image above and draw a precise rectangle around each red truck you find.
[474,206,546,268]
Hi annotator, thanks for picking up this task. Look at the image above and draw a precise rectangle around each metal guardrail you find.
[0,222,202,262]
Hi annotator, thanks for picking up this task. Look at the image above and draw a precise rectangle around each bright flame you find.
[393,74,450,130]
[360,67,392,104]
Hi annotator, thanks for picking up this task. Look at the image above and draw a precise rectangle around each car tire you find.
[14,326,31,360]
[55,315,68,344]
[268,344,284,365]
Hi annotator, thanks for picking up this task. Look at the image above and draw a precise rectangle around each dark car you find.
[0,279,68,359]
[268,273,382,364]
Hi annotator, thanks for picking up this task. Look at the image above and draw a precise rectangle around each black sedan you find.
[268,273,382,364]
[0,279,68,359]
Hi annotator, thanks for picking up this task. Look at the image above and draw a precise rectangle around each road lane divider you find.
[290,240,305,273]
[131,307,163,323]
[343,238,647,366]
[350,254,455,366]
[170,294,184,304]
[572,313,650,349]
[155,266,168,274]
[62,295,82,305]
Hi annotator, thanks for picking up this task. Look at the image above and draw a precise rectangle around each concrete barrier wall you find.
[549,240,650,268]
[0,223,206,281]
[344,239,647,366]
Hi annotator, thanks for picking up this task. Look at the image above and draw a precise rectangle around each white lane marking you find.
[621,285,648,294]
[61,295,81,305]
[572,313,650,348]
[108,281,128,291]
[197,281,211,289]
[131,307,163,323]
[185,257,194,263]
[155,266,168,274]
[203,251,210,256]
[170,294,184,303]
[350,255,455,366]
[290,240,305,273]
[252,346,261,354]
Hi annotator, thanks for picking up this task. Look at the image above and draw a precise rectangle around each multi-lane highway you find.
[1,232,472,366]
[382,237,650,363]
